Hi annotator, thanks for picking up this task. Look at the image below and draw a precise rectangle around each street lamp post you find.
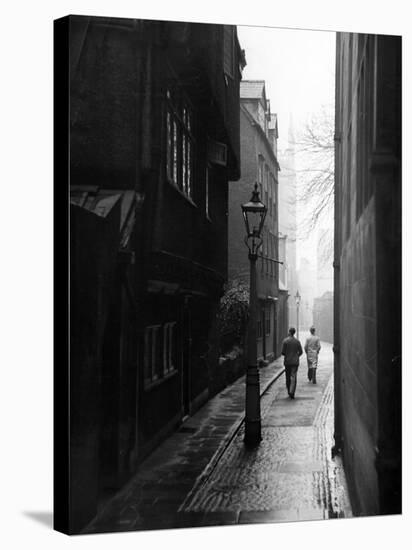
[295,290,301,339]
[241,183,267,448]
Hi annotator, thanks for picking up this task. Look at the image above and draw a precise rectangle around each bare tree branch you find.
[292,105,334,253]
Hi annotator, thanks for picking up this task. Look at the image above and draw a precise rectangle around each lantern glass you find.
[295,291,301,306]
[241,183,267,239]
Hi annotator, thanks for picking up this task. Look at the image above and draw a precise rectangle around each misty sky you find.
[237,25,335,282]
[238,25,335,146]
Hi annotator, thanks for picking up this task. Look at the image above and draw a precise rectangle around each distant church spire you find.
[287,112,296,151]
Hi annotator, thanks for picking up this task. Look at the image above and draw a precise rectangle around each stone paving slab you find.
[84,337,352,534]
[182,340,352,524]
[83,354,286,534]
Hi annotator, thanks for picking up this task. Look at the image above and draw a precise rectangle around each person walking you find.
[304,326,321,384]
[281,327,303,399]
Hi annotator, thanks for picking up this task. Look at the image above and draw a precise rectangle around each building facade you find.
[334,33,401,516]
[278,116,298,329]
[228,80,286,362]
[58,15,244,533]
[296,256,317,331]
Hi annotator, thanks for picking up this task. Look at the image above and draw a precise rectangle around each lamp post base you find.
[244,364,262,448]
[244,252,262,448]
[244,419,262,448]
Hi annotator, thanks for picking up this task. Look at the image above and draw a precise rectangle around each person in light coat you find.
[304,326,321,384]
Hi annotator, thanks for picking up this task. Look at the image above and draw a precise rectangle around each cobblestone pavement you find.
[181,339,352,524]
[84,335,351,534]
[83,351,285,533]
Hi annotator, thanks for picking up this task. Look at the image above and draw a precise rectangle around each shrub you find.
[217,281,249,354]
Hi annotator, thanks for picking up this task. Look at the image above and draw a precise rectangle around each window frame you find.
[144,324,161,386]
[166,87,195,201]
[269,186,273,218]
[265,305,271,335]
[163,321,177,376]
[257,318,263,339]
[205,164,212,221]
[144,322,177,389]
[258,155,264,200]
[264,164,269,210]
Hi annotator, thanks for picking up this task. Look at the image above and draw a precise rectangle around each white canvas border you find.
[0,1,409,549]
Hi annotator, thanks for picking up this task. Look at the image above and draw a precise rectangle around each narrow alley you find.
[54,16,402,536]
[84,336,351,533]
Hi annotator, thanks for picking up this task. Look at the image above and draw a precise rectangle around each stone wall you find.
[313,292,333,344]
[334,33,401,516]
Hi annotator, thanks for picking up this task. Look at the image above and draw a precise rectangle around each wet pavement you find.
[84,334,351,534]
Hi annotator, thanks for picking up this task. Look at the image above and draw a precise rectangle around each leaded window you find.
[166,88,194,200]
[144,322,177,387]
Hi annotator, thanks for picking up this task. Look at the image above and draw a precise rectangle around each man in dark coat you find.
[281,327,303,399]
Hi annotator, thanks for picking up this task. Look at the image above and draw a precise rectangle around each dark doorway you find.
[99,292,121,506]
[181,296,191,417]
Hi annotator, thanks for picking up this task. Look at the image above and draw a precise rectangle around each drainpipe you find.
[130,20,150,469]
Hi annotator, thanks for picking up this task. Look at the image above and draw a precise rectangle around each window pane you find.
[152,328,157,380]
[144,329,150,381]
[167,111,172,179]
[182,134,187,192]
[173,120,178,186]
[206,168,209,217]
[169,323,174,370]
[187,110,192,132]
[163,324,168,374]
[166,90,194,200]
[187,140,192,198]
